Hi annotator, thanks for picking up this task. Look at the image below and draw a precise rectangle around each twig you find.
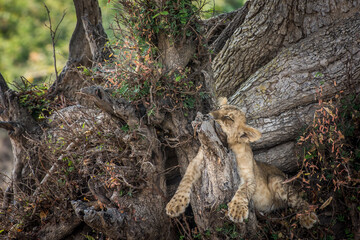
[44,4,67,83]
[174,217,193,240]
[33,163,58,197]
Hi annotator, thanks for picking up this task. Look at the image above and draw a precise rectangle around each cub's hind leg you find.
[269,175,318,229]
[166,148,203,217]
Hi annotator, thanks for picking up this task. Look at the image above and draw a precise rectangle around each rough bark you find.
[207,1,250,53]
[213,0,360,97]
[211,1,360,172]
[0,73,41,209]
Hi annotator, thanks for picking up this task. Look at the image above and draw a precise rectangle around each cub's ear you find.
[218,97,228,107]
[239,126,262,143]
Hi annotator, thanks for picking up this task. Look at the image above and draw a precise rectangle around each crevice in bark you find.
[164,147,181,197]
[208,1,250,53]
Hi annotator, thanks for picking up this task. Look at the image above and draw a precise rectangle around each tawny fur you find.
[166,98,318,229]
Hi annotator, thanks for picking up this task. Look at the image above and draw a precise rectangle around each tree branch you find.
[210,1,250,53]
[0,73,9,112]
[0,73,9,93]
[71,200,126,239]
[0,121,24,137]
[79,86,140,128]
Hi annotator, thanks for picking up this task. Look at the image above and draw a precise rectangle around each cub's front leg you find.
[166,149,203,217]
[227,170,256,223]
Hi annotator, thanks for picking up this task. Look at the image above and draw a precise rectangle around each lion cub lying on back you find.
[166,98,318,229]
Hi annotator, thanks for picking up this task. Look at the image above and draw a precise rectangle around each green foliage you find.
[120,124,130,133]
[217,203,228,211]
[200,0,246,18]
[101,1,206,114]
[115,0,202,46]
[82,235,96,240]
[112,80,151,102]
[16,77,52,120]
[216,222,239,239]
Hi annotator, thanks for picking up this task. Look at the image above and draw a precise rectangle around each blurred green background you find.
[0,0,245,85]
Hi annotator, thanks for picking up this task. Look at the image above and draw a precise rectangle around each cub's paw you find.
[299,212,318,229]
[227,197,249,223]
[166,193,190,217]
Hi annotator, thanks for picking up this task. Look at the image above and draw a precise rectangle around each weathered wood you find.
[0,73,41,209]
[80,86,140,128]
[71,200,125,239]
[213,0,360,97]
[50,93,170,239]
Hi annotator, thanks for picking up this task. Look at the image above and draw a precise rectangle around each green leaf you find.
[152,11,169,19]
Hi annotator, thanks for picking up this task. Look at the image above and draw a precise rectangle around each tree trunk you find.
[213,0,359,97]
[50,0,112,99]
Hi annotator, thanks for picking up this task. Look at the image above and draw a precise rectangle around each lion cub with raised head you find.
[166,98,318,229]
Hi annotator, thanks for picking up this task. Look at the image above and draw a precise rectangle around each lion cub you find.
[166,98,318,229]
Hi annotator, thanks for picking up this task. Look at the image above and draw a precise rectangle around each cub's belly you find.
[252,182,274,212]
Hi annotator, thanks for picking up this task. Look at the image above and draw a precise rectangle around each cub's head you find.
[209,97,261,145]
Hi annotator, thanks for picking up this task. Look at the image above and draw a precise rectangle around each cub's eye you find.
[223,115,234,122]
